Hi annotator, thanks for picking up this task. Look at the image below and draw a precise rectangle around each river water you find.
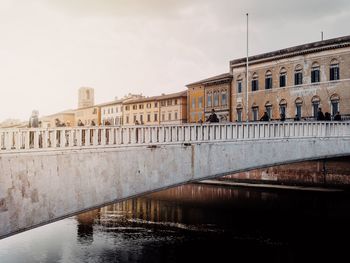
[0,183,349,263]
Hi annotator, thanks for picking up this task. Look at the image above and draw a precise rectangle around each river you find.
[0,183,349,262]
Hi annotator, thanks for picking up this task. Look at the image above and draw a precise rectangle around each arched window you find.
[252,73,259,91]
[330,59,340,81]
[295,97,303,119]
[279,68,287,88]
[252,103,259,121]
[294,65,303,85]
[311,96,321,119]
[236,104,243,122]
[237,75,243,94]
[265,70,272,89]
[265,101,272,120]
[279,99,287,116]
[330,94,340,116]
[311,62,320,83]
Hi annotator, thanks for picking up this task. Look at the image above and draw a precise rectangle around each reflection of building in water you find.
[76,209,99,244]
[96,184,277,229]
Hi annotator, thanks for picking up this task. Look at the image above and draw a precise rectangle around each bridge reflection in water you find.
[1,183,350,263]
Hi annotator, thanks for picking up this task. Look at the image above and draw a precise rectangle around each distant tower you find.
[78,87,94,108]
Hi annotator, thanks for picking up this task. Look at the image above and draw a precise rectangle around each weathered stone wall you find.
[223,156,350,186]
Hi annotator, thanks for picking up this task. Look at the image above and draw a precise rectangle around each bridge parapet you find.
[0,122,349,152]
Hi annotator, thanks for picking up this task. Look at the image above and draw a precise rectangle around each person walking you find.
[206,109,219,123]
[28,110,39,147]
[260,111,269,121]
[280,112,286,121]
[334,111,341,121]
[317,108,325,121]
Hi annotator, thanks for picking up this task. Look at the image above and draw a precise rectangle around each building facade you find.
[41,111,75,128]
[122,91,187,126]
[230,35,350,122]
[100,100,124,126]
[187,73,232,123]
[159,91,187,125]
[186,83,205,123]
[74,106,101,126]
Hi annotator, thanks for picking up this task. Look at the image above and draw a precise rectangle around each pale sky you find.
[0,0,349,122]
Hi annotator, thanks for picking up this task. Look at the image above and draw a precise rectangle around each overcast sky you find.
[0,0,349,122]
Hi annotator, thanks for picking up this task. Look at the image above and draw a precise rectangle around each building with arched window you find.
[230,35,350,121]
[187,73,232,123]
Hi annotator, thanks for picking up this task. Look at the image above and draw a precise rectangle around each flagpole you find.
[246,13,249,122]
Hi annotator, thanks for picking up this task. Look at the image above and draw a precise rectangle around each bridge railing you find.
[0,121,349,151]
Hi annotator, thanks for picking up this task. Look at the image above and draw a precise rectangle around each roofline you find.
[230,35,350,68]
[186,73,232,87]
[122,91,187,105]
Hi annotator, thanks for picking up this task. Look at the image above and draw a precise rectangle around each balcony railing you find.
[0,122,349,152]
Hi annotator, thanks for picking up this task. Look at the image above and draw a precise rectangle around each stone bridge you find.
[1,121,350,239]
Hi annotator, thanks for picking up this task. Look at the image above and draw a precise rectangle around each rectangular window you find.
[266,106,272,119]
[207,95,212,107]
[125,105,130,111]
[296,104,302,119]
[311,69,320,83]
[280,105,286,115]
[265,77,272,89]
[175,99,178,105]
[168,113,171,120]
[294,72,303,85]
[126,116,129,124]
[237,81,242,93]
[140,115,143,123]
[133,105,137,110]
[252,79,259,91]
[154,102,158,108]
[162,114,165,121]
[192,98,196,109]
[198,97,203,108]
[175,112,178,120]
[331,101,339,116]
[214,93,219,106]
[147,114,151,122]
[252,107,259,121]
[237,109,242,122]
[312,103,319,119]
[139,104,144,109]
[191,113,196,122]
[154,113,158,121]
[198,112,202,121]
[221,92,227,106]
[280,75,286,87]
[133,115,137,123]
[160,101,166,106]
[330,66,340,81]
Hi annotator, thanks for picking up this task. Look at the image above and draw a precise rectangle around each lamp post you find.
[245,13,249,122]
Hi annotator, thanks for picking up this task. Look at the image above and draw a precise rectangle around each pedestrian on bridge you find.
[206,109,219,123]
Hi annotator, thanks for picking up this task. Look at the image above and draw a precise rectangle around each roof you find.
[41,109,75,119]
[123,91,187,105]
[96,98,124,108]
[186,73,232,87]
[230,35,350,67]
